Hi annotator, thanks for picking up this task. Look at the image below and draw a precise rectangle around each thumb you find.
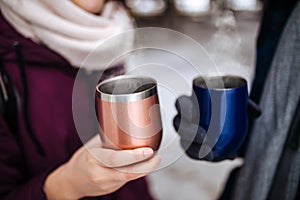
[89,147,154,168]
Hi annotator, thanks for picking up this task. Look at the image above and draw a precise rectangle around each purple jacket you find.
[0,13,154,200]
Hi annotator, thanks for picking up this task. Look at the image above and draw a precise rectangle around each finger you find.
[173,115,206,144]
[92,155,161,185]
[90,147,154,168]
[175,95,190,111]
[116,155,161,175]
[175,95,199,122]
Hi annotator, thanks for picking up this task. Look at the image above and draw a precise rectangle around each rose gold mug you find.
[96,75,162,151]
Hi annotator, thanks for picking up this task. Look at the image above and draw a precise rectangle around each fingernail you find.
[143,148,153,157]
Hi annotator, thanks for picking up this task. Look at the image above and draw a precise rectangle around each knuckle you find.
[90,176,99,185]
[87,167,99,183]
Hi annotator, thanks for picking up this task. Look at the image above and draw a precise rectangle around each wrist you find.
[44,163,81,200]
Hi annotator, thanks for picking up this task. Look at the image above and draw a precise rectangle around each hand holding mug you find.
[44,135,161,199]
[173,75,261,161]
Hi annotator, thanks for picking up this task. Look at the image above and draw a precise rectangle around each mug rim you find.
[96,75,157,102]
[193,75,247,91]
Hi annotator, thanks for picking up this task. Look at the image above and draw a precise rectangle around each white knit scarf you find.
[0,0,134,70]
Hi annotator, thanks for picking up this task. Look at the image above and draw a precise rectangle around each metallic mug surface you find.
[193,75,248,158]
[96,75,162,150]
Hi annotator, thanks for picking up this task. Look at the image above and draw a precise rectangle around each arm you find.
[0,117,160,199]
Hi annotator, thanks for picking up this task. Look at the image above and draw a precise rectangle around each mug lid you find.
[96,75,157,102]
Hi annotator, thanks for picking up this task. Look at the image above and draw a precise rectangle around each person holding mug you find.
[173,0,300,199]
[0,0,160,199]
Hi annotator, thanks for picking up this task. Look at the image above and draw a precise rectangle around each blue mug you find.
[193,75,248,158]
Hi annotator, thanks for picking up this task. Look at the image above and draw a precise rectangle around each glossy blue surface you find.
[193,78,248,158]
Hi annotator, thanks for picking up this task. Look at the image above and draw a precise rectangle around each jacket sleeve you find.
[0,118,48,200]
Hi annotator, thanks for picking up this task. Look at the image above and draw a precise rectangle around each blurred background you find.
[124,0,262,199]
